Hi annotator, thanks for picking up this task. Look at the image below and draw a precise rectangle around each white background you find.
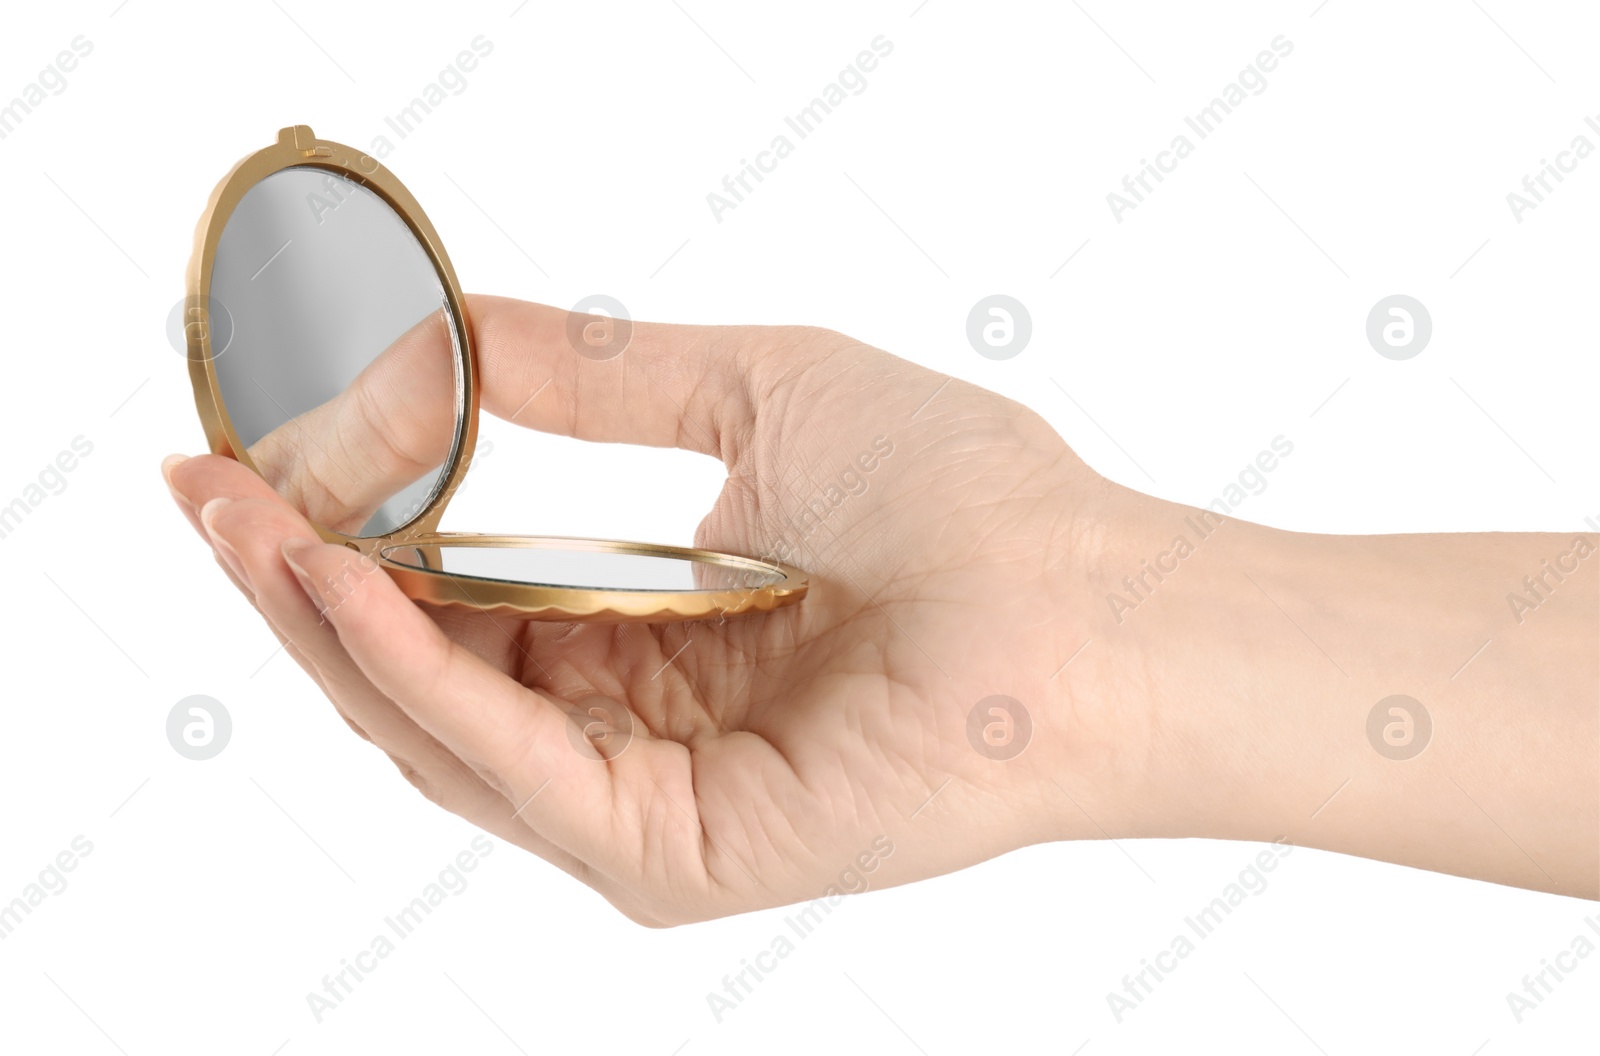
[1,1,1597,1053]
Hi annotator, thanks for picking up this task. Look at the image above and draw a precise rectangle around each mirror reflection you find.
[209,166,459,537]
[381,542,787,593]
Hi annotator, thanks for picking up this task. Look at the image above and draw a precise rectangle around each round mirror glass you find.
[380,540,787,592]
[208,166,459,537]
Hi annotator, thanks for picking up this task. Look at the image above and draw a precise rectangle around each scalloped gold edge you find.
[376,533,808,624]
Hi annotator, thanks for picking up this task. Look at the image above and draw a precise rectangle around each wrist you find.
[1078,503,1597,896]
[1041,483,1309,847]
[1025,430,1597,896]
[1031,472,1175,845]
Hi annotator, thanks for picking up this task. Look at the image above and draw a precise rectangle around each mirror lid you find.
[185,124,479,554]
[187,127,809,623]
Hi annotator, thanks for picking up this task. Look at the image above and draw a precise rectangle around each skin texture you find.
[163,294,1599,925]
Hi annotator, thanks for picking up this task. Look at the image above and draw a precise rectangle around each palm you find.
[170,302,1090,926]
[477,335,1082,920]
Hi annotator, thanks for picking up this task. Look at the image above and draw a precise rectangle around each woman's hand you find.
[166,293,1600,912]
[163,295,1136,925]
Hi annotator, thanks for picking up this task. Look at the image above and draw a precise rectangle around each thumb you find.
[245,306,458,535]
[469,293,795,465]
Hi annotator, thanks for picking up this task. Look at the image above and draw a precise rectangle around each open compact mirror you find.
[183,125,806,622]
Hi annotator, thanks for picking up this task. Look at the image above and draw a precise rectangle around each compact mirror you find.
[208,165,459,537]
[185,125,805,622]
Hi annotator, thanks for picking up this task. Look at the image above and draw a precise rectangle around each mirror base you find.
[374,533,807,623]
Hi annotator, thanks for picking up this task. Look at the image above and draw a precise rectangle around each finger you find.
[201,495,428,743]
[201,496,525,816]
[165,452,290,544]
[194,296,797,525]
[174,457,524,803]
[189,297,806,527]
[166,453,347,708]
[468,294,805,463]
[170,459,666,917]
[168,454,310,663]
[202,494,646,902]
[280,536,643,870]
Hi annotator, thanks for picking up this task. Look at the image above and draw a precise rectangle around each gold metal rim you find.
[375,533,808,623]
[186,126,809,623]
[185,124,478,549]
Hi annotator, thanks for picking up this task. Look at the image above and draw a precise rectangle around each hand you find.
[163,295,1129,925]
[166,294,1600,912]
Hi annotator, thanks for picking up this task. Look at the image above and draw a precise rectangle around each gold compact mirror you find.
[183,125,805,622]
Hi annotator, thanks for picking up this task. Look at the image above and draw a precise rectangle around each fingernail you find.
[160,453,190,480]
[281,538,327,612]
[199,498,247,586]
[162,454,195,515]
